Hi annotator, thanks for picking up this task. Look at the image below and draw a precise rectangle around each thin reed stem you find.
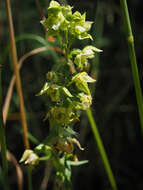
[0,67,9,190]
[5,0,29,149]
[86,109,118,190]
[120,0,143,133]
[5,0,32,189]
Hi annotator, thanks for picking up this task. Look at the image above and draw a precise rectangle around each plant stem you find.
[120,0,143,133]
[5,0,32,189]
[0,67,9,190]
[27,166,33,190]
[86,108,118,190]
[5,0,30,150]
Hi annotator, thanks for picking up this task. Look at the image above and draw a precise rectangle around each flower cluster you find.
[20,1,102,189]
[41,0,93,40]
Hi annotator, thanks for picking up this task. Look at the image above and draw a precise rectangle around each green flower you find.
[41,1,65,35]
[71,72,96,94]
[76,93,92,110]
[44,106,76,125]
[36,71,73,102]
[69,12,93,40]
[70,45,102,70]
[41,1,94,40]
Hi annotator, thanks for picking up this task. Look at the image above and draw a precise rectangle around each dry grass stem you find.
[3,47,46,125]
[6,150,23,190]
[6,0,30,149]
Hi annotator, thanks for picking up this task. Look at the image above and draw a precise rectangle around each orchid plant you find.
[20,1,102,189]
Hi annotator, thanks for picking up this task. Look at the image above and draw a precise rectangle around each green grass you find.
[120,0,143,133]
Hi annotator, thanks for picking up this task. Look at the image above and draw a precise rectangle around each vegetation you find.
[0,0,143,190]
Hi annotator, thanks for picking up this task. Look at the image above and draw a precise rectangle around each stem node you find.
[127,36,134,43]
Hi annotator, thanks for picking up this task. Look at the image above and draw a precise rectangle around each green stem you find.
[27,166,33,190]
[86,108,118,190]
[120,0,143,133]
[0,67,9,190]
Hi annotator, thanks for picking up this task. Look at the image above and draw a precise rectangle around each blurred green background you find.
[0,0,143,189]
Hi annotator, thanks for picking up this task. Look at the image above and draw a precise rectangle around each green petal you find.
[80,72,96,83]
[72,11,82,21]
[60,19,70,31]
[78,32,93,40]
[81,12,86,22]
[67,160,88,166]
[69,49,81,58]
[76,81,90,94]
[52,22,61,30]
[62,5,73,18]
[83,45,103,53]
[74,54,85,70]
[75,25,86,34]
[48,0,61,16]
[36,82,50,96]
[83,21,93,31]
[72,72,96,83]
[48,0,61,10]
[62,87,73,97]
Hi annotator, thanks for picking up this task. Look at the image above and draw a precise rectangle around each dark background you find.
[0,0,143,189]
